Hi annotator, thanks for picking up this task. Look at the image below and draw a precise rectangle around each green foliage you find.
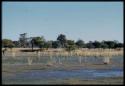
[66,40,75,45]
[93,41,101,48]
[19,33,27,48]
[65,40,76,52]
[2,39,15,48]
[103,41,116,48]
[75,39,85,48]
[33,36,45,48]
[4,33,123,49]
[115,43,123,48]
[57,34,67,48]
[86,41,95,49]
[100,42,109,49]
[43,41,52,49]
[52,41,61,48]
[13,41,21,47]
[66,45,76,52]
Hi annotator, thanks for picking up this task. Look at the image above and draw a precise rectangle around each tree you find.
[115,43,123,48]
[31,39,34,51]
[13,41,21,48]
[66,40,75,45]
[66,45,76,52]
[33,36,45,48]
[30,36,45,51]
[93,41,101,48]
[113,40,120,48]
[52,41,61,48]
[43,41,53,49]
[19,33,27,48]
[2,39,15,48]
[100,41,109,49]
[86,41,95,49]
[65,40,76,52]
[57,34,67,48]
[104,41,115,48]
[75,39,85,48]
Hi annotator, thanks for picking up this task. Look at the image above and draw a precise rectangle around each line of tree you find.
[2,34,123,50]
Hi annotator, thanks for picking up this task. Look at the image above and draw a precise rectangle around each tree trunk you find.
[32,43,33,51]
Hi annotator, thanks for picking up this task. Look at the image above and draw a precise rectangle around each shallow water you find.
[2,55,123,84]
[2,68,123,84]
[2,55,123,65]
[10,68,123,80]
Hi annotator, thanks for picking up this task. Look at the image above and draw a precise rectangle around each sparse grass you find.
[2,48,123,57]
[2,48,123,84]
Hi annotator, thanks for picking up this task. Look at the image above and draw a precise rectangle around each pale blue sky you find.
[2,2,123,43]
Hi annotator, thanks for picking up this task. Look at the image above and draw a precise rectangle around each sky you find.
[2,2,123,43]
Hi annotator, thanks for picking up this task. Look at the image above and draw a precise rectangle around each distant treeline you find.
[2,34,123,50]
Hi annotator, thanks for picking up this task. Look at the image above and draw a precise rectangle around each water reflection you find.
[9,68,123,80]
[2,56,123,84]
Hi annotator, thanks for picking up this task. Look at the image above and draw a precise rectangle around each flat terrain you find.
[2,54,123,85]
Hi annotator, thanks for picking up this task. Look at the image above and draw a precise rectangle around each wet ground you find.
[2,55,123,84]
